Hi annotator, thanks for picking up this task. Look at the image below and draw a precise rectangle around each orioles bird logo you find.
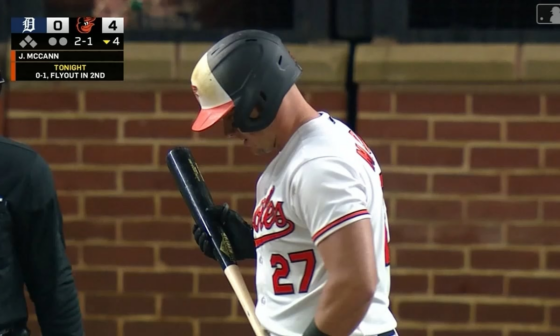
[76,17,96,34]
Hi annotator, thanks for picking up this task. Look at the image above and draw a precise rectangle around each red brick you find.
[546,149,560,168]
[471,250,539,270]
[84,320,118,336]
[399,301,470,322]
[473,94,540,115]
[508,122,560,142]
[84,246,154,266]
[85,91,155,112]
[511,332,560,336]
[162,296,232,317]
[397,93,466,114]
[159,195,232,217]
[508,225,560,245]
[123,272,193,293]
[122,221,192,242]
[161,90,200,112]
[434,121,500,141]
[471,148,539,168]
[32,144,77,163]
[434,275,504,295]
[396,249,464,269]
[434,331,502,336]
[547,252,560,269]
[65,245,79,265]
[475,304,544,323]
[83,145,153,165]
[9,91,78,111]
[160,197,190,216]
[548,94,560,115]
[237,197,256,218]
[200,322,253,336]
[509,175,560,195]
[391,274,429,293]
[123,171,175,191]
[396,199,462,220]
[509,277,560,298]
[370,144,391,165]
[204,171,260,193]
[397,146,463,167]
[85,196,155,216]
[64,220,117,241]
[357,91,391,112]
[6,118,41,138]
[199,273,256,294]
[390,223,429,243]
[85,294,156,315]
[544,202,560,220]
[124,119,193,139]
[468,201,538,221]
[160,145,228,166]
[433,224,502,245]
[74,270,118,291]
[58,195,79,215]
[233,145,275,165]
[357,119,428,140]
[52,170,116,191]
[160,247,215,267]
[553,306,560,326]
[382,173,428,193]
[433,174,501,194]
[124,322,193,336]
[307,91,346,111]
[47,119,118,139]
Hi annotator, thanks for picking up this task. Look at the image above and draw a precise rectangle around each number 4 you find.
[113,37,120,45]
[271,250,316,295]
[109,20,117,30]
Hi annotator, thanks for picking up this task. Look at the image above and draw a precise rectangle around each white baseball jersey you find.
[252,112,397,336]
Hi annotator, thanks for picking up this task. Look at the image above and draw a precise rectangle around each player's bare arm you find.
[310,219,377,336]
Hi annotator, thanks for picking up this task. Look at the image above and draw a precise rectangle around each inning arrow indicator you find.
[103,40,110,44]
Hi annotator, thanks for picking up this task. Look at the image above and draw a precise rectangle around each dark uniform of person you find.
[0,73,84,335]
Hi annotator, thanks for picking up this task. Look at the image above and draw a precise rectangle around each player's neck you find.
[275,104,320,151]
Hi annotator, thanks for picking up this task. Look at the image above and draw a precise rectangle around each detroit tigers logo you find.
[253,186,295,248]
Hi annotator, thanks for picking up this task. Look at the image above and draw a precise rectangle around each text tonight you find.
[54,64,87,71]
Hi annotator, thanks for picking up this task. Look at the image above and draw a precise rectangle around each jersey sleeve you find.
[291,156,371,245]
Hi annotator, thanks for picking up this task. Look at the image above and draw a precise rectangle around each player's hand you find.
[193,203,256,260]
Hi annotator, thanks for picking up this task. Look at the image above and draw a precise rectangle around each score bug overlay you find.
[10,17,124,81]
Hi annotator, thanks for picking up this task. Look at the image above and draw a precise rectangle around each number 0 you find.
[271,249,316,295]
[109,20,117,30]
[54,20,62,31]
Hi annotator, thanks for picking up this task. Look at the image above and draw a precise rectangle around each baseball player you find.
[191,30,397,336]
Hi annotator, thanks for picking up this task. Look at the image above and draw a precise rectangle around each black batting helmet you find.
[190,30,302,133]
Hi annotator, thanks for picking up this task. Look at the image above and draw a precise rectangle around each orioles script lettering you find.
[253,186,295,248]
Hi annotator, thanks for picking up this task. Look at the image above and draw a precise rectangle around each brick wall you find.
[4,43,560,336]
[357,87,560,336]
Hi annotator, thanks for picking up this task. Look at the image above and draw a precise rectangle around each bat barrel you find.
[166,147,236,270]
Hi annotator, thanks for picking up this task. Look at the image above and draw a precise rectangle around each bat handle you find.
[224,265,269,336]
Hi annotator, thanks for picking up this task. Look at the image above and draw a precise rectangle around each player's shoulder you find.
[292,113,359,161]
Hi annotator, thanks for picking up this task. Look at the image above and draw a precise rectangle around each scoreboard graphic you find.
[10,17,124,81]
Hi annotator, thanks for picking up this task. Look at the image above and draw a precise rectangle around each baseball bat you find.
[166,147,268,336]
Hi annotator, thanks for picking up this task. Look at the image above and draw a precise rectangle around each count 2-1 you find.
[75,37,93,46]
